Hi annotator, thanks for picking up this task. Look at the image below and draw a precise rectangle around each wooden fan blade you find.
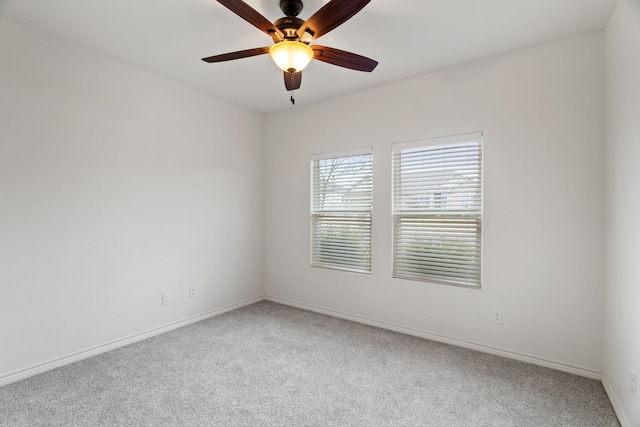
[284,71,302,91]
[312,46,378,72]
[297,0,370,41]
[202,46,270,63]
[217,0,283,41]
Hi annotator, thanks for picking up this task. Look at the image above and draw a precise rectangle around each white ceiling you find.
[0,0,616,114]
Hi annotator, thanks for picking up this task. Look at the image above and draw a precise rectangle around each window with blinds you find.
[311,148,373,273]
[392,133,482,287]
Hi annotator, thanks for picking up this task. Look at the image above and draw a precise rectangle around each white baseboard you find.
[601,373,630,427]
[2,294,606,389]
[265,295,602,380]
[0,296,265,388]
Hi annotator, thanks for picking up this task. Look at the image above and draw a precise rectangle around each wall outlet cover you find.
[492,308,503,324]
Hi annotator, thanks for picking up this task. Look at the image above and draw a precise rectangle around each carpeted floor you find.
[0,301,620,426]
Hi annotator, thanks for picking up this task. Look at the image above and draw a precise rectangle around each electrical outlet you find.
[631,369,637,396]
[492,308,503,324]
[189,287,196,298]
[285,275,291,285]
[162,292,171,306]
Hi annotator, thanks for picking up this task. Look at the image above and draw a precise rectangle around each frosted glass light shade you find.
[269,41,314,73]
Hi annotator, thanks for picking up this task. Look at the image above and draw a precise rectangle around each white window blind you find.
[311,148,373,273]
[392,133,482,287]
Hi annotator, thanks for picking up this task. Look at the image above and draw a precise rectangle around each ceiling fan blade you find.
[298,0,370,41]
[311,46,378,72]
[284,71,302,91]
[217,0,283,41]
[202,46,270,63]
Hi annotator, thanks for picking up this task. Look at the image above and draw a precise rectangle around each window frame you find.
[310,147,373,274]
[391,132,483,288]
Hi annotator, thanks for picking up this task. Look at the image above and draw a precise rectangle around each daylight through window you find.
[392,133,483,287]
[311,148,373,273]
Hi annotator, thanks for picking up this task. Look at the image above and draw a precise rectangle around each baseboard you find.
[601,373,630,427]
[0,295,265,388]
[2,294,605,389]
[265,295,602,380]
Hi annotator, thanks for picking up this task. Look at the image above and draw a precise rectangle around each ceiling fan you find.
[202,0,378,94]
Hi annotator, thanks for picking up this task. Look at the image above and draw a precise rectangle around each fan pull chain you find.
[290,90,296,105]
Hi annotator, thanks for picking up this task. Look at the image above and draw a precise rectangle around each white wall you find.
[603,0,640,424]
[265,31,605,376]
[0,17,264,381]
[0,10,617,396]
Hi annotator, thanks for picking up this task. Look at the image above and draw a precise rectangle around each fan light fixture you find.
[203,0,379,95]
[269,41,314,73]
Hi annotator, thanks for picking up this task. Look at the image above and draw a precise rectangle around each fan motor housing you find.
[275,17,305,39]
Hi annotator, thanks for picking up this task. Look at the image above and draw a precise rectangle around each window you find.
[311,148,373,273]
[392,133,483,287]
